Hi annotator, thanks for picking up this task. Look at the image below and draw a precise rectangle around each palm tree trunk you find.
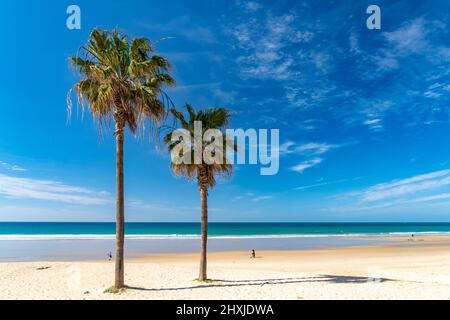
[199,186,208,282]
[114,125,125,289]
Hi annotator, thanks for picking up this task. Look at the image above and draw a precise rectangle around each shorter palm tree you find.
[164,104,235,281]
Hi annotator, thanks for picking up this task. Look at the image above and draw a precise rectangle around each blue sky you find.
[1,0,450,222]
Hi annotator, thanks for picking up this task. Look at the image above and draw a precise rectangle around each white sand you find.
[2,237,450,300]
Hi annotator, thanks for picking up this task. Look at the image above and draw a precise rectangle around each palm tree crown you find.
[68,28,175,134]
[164,104,234,189]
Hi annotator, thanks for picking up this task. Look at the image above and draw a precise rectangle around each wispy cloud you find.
[280,142,339,156]
[232,192,272,202]
[383,18,433,56]
[0,161,26,172]
[229,9,311,81]
[423,82,450,99]
[326,191,450,213]
[0,173,111,205]
[360,169,450,203]
[412,193,450,203]
[353,18,447,75]
[137,16,218,45]
[321,169,450,213]
[291,158,323,173]
[239,1,262,12]
[251,195,273,202]
[295,177,362,191]
[358,100,394,131]
[224,1,450,137]
[349,16,450,128]
[329,170,450,213]
[280,141,343,173]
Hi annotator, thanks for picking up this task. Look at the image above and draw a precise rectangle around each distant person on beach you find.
[108,252,112,261]
[251,249,256,259]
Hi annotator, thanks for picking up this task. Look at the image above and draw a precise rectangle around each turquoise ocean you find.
[1,222,450,239]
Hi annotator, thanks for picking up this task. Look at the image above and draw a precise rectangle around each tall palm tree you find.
[164,104,234,281]
[68,29,175,289]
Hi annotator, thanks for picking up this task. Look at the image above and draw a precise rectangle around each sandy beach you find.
[1,235,450,300]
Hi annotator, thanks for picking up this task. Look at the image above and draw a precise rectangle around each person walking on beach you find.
[108,252,113,261]
[251,249,256,259]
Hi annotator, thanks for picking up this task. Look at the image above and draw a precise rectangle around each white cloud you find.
[294,177,362,191]
[280,142,339,156]
[251,195,273,202]
[0,161,26,172]
[383,18,429,54]
[329,191,450,213]
[364,119,381,125]
[312,51,331,73]
[370,169,450,191]
[424,82,450,99]
[281,141,343,173]
[226,7,450,134]
[291,158,323,173]
[412,193,450,203]
[372,18,449,73]
[325,170,450,213]
[363,118,383,131]
[297,143,336,155]
[242,1,261,12]
[0,173,111,205]
[349,32,361,54]
[357,100,394,131]
[230,12,309,80]
[359,169,450,203]
[292,31,314,43]
[373,51,399,72]
[279,141,296,155]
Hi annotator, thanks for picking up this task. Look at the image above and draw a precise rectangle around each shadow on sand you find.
[125,275,394,292]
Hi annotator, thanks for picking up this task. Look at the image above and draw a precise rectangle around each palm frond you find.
[164,104,234,189]
[67,28,175,139]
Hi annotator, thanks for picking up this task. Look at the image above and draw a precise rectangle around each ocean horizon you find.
[2,222,450,240]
